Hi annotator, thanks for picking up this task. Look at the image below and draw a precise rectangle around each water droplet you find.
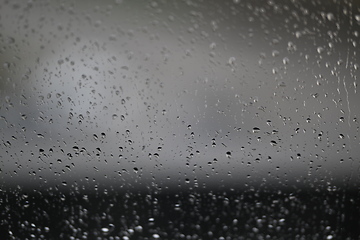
[228,57,236,65]
[282,57,289,65]
[355,15,360,22]
[317,47,324,54]
[174,203,181,210]
[212,138,216,147]
[252,127,260,133]
[326,13,334,21]
[135,225,143,232]
[272,50,279,57]
[311,93,319,98]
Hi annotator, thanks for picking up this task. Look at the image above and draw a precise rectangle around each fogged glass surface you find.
[1,0,359,239]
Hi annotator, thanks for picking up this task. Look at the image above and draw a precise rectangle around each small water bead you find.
[252,127,260,133]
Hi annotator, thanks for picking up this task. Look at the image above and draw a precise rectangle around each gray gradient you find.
[0,0,359,192]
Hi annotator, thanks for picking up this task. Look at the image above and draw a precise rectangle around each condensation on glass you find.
[0,0,359,239]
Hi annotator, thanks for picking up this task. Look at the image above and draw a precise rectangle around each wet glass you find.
[1,0,359,239]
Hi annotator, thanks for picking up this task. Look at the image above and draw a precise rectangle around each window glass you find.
[1,0,359,239]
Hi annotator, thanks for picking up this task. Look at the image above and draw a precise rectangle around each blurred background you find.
[1,0,359,192]
[0,0,360,238]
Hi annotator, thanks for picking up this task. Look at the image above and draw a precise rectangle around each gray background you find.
[0,0,359,192]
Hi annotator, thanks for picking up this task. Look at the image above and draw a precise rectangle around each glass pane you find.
[1,0,359,239]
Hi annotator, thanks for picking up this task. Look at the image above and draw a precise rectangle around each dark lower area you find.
[1,188,359,240]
